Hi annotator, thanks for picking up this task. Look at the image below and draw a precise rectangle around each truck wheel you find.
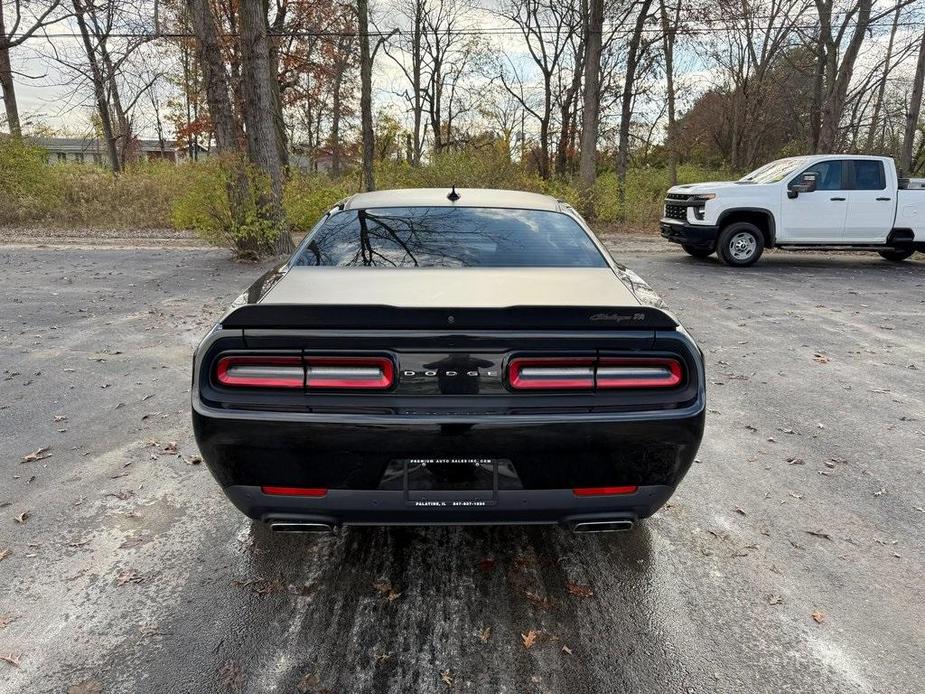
[717,223,764,267]
[878,249,914,262]
[682,244,714,259]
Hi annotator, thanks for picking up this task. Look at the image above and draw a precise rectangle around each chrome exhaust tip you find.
[269,521,335,533]
[572,519,634,533]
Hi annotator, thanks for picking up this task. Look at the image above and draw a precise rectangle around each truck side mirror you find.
[788,172,819,199]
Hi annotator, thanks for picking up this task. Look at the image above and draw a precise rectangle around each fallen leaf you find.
[813,353,830,364]
[21,447,51,463]
[524,590,553,610]
[805,529,832,540]
[734,507,747,516]
[68,680,103,694]
[372,579,401,602]
[0,615,14,630]
[163,442,178,453]
[116,569,144,586]
[478,558,496,573]
[440,670,453,686]
[0,653,22,667]
[479,626,492,642]
[787,457,805,465]
[0,548,10,561]
[296,673,321,693]
[566,582,593,598]
[521,630,540,649]
[561,644,573,655]
[14,510,30,524]
[185,455,202,465]
[218,659,243,691]
[811,610,826,624]
[767,594,784,605]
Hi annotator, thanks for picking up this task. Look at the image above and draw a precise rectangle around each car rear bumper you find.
[660,220,720,249]
[192,405,704,525]
[223,483,676,527]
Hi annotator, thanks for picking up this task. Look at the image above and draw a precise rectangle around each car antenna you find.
[447,185,460,202]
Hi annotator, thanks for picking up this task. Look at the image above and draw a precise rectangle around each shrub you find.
[171,156,282,257]
[0,138,59,224]
[284,173,352,237]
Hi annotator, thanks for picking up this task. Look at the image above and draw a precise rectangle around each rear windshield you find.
[292,206,608,268]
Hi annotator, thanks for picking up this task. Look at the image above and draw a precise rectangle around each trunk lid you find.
[222,267,678,330]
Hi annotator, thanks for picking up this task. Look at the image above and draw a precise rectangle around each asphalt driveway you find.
[0,242,923,694]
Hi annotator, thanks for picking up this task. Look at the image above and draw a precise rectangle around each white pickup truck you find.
[660,154,925,266]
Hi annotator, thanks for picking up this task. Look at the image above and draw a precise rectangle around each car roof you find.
[341,188,563,212]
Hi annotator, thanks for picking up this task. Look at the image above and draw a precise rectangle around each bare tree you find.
[812,0,871,152]
[0,0,61,137]
[578,0,603,207]
[382,0,427,164]
[616,0,654,217]
[865,3,901,153]
[658,0,680,184]
[901,27,925,174]
[497,0,580,178]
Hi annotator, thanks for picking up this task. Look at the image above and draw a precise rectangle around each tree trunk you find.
[901,27,925,174]
[659,0,677,185]
[330,55,345,177]
[239,0,290,254]
[866,4,900,153]
[809,38,825,152]
[187,0,238,152]
[358,0,375,191]
[817,0,871,153]
[72,0,120,173]
[0,0,21,138]
[578,0,603,213]
[616,0,653,220]
[555,38,584,177]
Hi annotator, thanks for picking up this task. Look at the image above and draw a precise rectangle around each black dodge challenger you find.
[192,188,705,532]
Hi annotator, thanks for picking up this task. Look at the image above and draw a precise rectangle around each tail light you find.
[508,357,594,390]
[215,355,304,389]
[596,358,682,389]
[507,356,683,391]
[214,354,394,390]
[305,356,393,390]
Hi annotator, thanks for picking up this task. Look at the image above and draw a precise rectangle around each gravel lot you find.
[0,240,923,694]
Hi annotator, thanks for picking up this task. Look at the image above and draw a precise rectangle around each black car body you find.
[192,188,705,532]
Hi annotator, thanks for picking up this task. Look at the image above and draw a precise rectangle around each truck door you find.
[779,159,848,243]
[842,160,895,243]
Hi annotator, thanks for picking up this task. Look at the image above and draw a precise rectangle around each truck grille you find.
[664,193,689,221]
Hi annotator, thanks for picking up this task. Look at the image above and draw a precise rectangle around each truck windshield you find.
[738,157,812,184]
[292,207,608,268]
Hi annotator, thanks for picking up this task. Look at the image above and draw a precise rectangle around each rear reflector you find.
[508,357,595,390]
[305,356,394,390]
[215,355,304,389]
[596,358,683,389]
[573,485,639,496]
[261,486,328,497]
[508,356,683,391]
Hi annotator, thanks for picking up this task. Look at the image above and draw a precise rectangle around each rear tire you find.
[878,248,914,262]
[682,244,714,259]
[717,222,764,267]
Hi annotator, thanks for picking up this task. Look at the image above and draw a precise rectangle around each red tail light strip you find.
[596,358,683,389]
[573,485,639,496]
[261,486,328,497]
[214,354,395,390]
[508,357,595,390]
[508,356,684,391]
[215,355,305,389]
[305,356,394,390]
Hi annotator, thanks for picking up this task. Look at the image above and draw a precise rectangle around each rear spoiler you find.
[221,304,680,331]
